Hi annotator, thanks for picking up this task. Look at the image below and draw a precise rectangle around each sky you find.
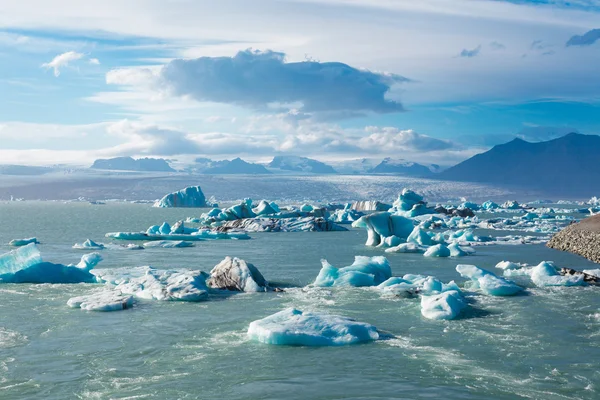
[0,0,599,167]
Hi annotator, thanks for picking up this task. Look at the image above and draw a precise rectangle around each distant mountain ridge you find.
[368,158,434,176]
[203,158,271,174]
[91,157,175,172]
[268,156,336,174]
[439,132,600,196]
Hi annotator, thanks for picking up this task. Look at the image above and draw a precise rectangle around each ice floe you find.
[73,239,105,250]
[142,240,195,248]
[247,308,380,346]
[68,291,134,311]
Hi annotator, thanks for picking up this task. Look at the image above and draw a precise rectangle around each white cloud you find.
[41,51,85,77]
[89,58,100,65]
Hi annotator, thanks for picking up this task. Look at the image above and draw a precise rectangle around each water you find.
[1,202,599,399]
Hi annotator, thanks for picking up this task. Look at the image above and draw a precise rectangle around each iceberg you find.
[252,200,279,216]
[329,207,364,224]
[530,262,585,287]
[0,244,101,284]
[313,256,391,287]
[350,201,391,212]
[407,226,434,246]
[423,244,451,258]
[420,290,467,320]
[106,228,250,241]
[481,201,499,210]
[456,264,523,296]
[153,186,209,208]
[68,291,134,312]
[247,308,379,346]
[501,200,521,210]
[8,237,39,247]
[448,242,472,257]
[73,239,105,250]
[385,242,425,254]
[217,217,346,232]
[207,257,269,292]
[352,212,414,247]
[142,240,195,248]
[107,268,210,302]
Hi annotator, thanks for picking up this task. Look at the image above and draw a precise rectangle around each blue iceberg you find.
[153,186,209,208]
[423,244,451,258]
[0,244,101,284]
[456,264,523,296]
[420,290,467,320]
[142,240,195,248]
[247,308,380,346]
[8,237,40,247]
[352,212,414,247]
[314,256,392,287]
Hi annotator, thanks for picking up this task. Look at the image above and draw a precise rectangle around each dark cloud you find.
[158,49,408,115]
[459,46,481,58]
[566,28,600,47]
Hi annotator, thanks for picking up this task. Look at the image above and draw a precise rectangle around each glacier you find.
[153,186,211,208]
[247,308,380,346]
[313,256,392,287]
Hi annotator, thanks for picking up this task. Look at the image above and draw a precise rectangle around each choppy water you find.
[1,202,599,399]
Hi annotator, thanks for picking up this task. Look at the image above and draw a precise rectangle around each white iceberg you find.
[153,186,209,208]
[456,264,523,296]
[420,290,467,320]
[8,237,39,247]
[247,308,379,346]
[105,268,210,302]
[329,207,364,224]
[530,262,585,287]
[313,256,391,287]
[252,200,279,216]
[385,243,425,254]
[207,256,269,292]
[0,244,101,284]
[407,226,434,246]
[73,239,105,250]
[423,244,451,258]
[68,291,134,312]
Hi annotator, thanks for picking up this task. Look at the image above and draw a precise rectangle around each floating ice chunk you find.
[113,268,209,302]
[106,229,250,241]
[159,222,171,235]
[456,264,523,296]
[8,237,39,247]
[218,216,345,232]
[385,242,425,254]
[0,244,101,284]
[207,256,269,292]
[584,269,600,277]
[142,240,195,248]
[352,212,414,247]
[153,186,208,208]
[329,208,363,224]
[460,201,480,211]
[350,200,391,212]
[0,243,43,275]
[530,262,585,287]
[252,200,278,216]
[73,239,105,250]
[495,261,521,270]
[420,290,467,320]
[314,256,391,287]
[300,204,314,212]
[502,200,521,210]
[424,244,451,258]
[448,243,471,257]
[247,308,379,346]
[481,201,499,210]
[68,291,134,311]
[407,227,433,246]
[393,188,424,211]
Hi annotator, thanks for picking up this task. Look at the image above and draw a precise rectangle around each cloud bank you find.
[108,50,409,116]
[566,28,600,47]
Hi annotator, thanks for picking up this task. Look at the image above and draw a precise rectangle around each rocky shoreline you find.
[547,215,600,263]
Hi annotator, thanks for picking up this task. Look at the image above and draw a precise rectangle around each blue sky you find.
[0,0,599,166]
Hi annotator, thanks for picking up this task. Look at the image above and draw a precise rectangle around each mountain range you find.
[440,132,600,196]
